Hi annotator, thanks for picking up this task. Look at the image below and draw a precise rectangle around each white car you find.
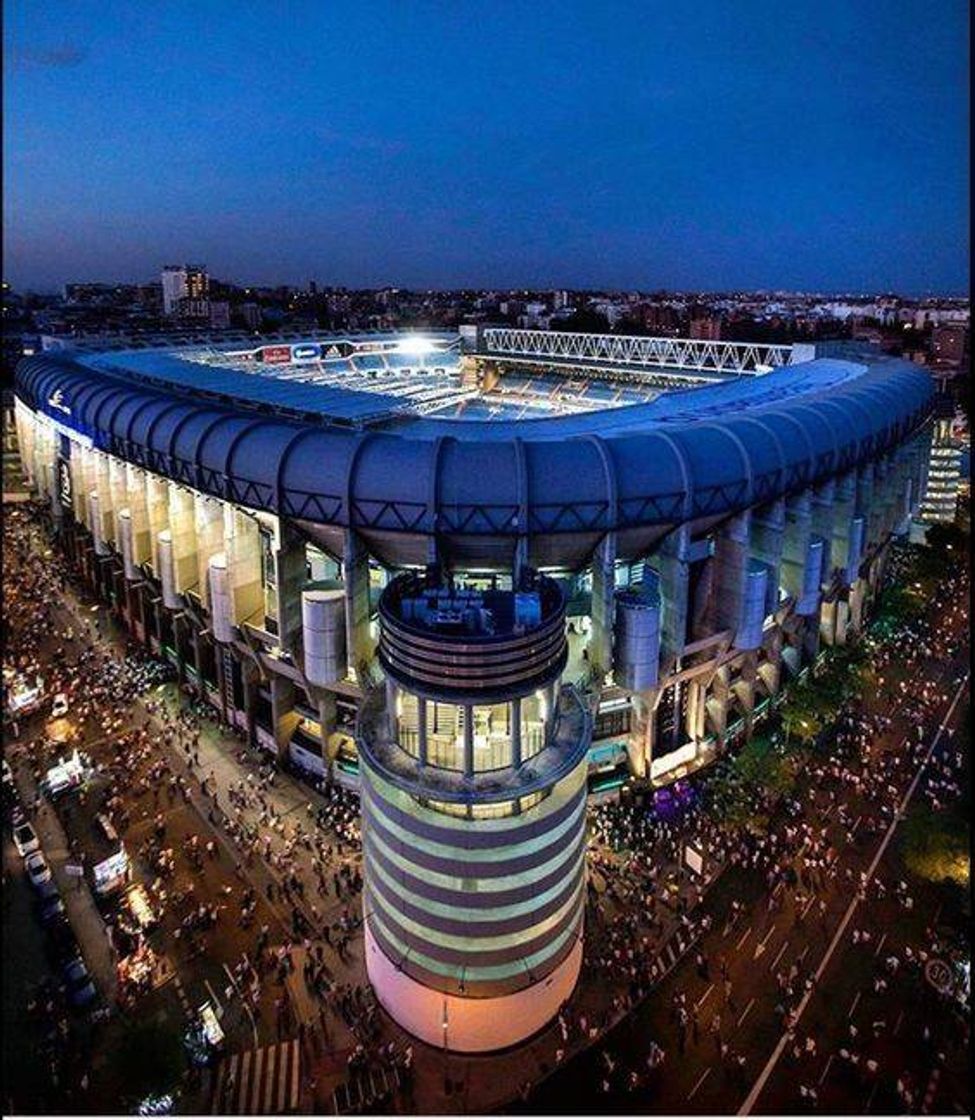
[2,758,13,786]
[13,821,39,857]
[50,694,70,719]
[25,850,53,887]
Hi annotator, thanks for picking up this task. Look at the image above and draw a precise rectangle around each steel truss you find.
[480,328,796,375]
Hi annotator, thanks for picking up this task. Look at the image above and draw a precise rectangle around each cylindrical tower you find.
[357,570,591,1052]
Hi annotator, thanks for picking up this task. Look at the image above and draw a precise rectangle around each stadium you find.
[13,326,934,1051]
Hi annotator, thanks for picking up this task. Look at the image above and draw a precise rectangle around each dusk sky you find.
[3,0,969,294]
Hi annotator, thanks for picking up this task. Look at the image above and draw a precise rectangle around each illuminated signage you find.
[323,342,353,358]
[291,343,321,362]
[260,345,292,364]
[48,389,72,416]
[354,341,395,354]
[57,458,73,508]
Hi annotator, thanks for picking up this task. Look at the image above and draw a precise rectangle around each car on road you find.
[2,758,13,786]
[50,693,70,719]
[13,821,39,857]
[25,850,53,887]
[34,876,60,904]
[62,956,97,1008]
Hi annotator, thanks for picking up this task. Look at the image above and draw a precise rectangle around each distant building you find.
[238,302,262,330]
[930,324,968,368]
[162,264,209,316]
[689,315,722,341]
[208,301,231,330]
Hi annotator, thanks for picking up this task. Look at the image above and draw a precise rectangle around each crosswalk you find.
[211,1040,300,1114]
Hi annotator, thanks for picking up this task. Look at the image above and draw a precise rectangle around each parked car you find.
[45,917,79,965]
[13,821,39,857]
[63,956,96,1008]
[38,895,67,926]
[2,758,13,786]
[34,877,60,904]
[50,693,70,719]
[25,851,52,887]
[6,800,27,829]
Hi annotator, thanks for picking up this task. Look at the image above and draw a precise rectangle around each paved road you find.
[515,598,969,1114]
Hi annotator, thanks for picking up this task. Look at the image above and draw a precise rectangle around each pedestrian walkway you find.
[210,1039,301,1114]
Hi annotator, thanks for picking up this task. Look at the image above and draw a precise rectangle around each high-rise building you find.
[919,413,963,524]
[161,264,209,316]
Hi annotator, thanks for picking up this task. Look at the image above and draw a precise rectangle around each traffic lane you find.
[519,656,967,1115]
[743,667,971,1115]
[752,689,971,1115]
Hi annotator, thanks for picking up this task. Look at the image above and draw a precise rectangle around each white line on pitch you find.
[735,926,753,951]
[736,998,756,1028]
[687,1067,712,1101]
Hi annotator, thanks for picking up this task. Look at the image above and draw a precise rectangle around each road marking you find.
[818,1055,834,1086]
[736,998,756,1028]
[893,1010,904,1036]
[848,991,861,1018]
[687,1067,712,1101]
[666,942,678,966]
[769,940,789,973]
[874,931,887,958]
[864,1079,880,1112]
[735,926,752,951]
[753,925,776,960]
[695,983,714,1011]
[797,945,809,964]
[849,814,862,837]
[737,670,970,1117]
[800,895,816,919]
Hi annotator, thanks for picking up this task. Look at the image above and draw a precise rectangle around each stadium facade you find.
[13,327,934,1051]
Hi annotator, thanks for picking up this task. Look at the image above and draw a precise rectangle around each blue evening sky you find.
[3,0,969,294]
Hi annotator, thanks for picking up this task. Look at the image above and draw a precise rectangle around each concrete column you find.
[169,486,198,598]
[750,499,785,615]
[589,531,616,681]
[417,696,429,767]
[146,475,170,573]
[343,530,372,682]
[224,507,263,631]
[510,697,521,768]
[714,511,751,639]
[270,674,299,760]
[463,705,474,777]
[275,522,307,654]
[810,479,836,584]
[71,446,93,527]
[93,454,114,551]
[627,689,660,779]
[125,465,151,569]
[855,462,877,549]
[832,472,862,587]
[105,456,127,547]
[684,678,708,741]
[652,524,691,666]
[194,495,224,610]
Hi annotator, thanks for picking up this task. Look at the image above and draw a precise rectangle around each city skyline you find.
[3,0,970,294]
